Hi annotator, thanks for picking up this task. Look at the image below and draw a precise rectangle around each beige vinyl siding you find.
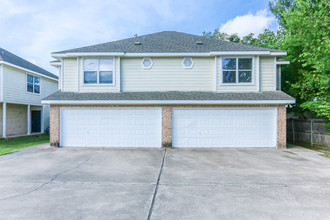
[260,57,276,91]
[43,104,50,130]
[122,57,214,91]
[78,57,120,92]
[62,58,78,92]
[2,65,58,106]
[217,56,258,92]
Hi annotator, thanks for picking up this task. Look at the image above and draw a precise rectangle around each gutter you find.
[51,51,287,58]
[42,99,296,105]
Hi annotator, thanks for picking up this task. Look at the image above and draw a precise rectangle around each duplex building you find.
[43,31,294,148]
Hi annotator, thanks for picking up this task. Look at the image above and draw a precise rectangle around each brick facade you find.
[162,107,172,147]
[50,104,287,148]
[277,105,287,148]
[50,106,60,146]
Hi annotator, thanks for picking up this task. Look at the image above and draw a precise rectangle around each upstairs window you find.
[182,58,194,68]
[222,58,253,84]
[141,58,153,69]
[26,74,40,94]
[83,58,114,84]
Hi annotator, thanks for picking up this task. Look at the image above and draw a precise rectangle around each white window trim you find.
[220,57,255,86]
[26,73,41,95]
[182,58,194,69]
[141,57,153,69]
[83,58,115,86]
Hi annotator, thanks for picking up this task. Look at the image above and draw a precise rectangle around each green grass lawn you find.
[0,135,49,156]
[324,153,330,158]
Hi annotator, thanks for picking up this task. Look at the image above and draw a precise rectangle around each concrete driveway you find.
[0,145,330,220]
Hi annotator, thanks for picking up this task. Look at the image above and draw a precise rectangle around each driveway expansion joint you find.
[147,148,167,220]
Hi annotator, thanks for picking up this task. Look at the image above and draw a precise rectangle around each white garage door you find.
[172,108,277,148]
[60,108,162,147]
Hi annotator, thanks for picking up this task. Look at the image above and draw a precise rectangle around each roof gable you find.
[0,47,58,80]
[53,31,284,55]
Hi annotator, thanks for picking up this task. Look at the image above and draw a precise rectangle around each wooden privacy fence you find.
[287,119,330,147]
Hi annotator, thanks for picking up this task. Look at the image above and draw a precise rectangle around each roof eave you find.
[0,61,58,81]
[52,51,287,58]
[42,99,296,105]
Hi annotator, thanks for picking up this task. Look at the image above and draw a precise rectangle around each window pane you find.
[84,71,97,83]
[27,83,33,93]
[183,58,192,67]
[239,71,252,83]
[99,59,113,71]
[238,58,252,69]
[27,75,33,83]
[83,59,98,71]
[99,71,113,84]
[34,85,40,93]
[223,71,236,83]
[222,58,236,70]
[142,58,152,68]
[34,76,40,85]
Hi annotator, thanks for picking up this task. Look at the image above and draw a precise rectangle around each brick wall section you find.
[277,105,287,148]
[50,104,287,148]
[50,106,60,146]
[162,107,172,147]
[6,104,27,136]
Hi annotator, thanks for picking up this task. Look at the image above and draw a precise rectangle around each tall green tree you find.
[270,0,330,128]
[204,0,330,128]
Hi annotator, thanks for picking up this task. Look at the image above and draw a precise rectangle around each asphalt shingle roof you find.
[43,91,294,101]
[0,47,58,79]
[53,31,284,54]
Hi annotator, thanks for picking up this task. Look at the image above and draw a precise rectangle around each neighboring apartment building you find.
[43,31,295,148]
[0,48,58,137]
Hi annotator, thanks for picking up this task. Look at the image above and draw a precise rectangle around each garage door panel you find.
[173,108,276,148]
[60,108,161,147]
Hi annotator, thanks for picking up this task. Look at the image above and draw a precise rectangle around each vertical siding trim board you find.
[274,57,277,90]
[0,64,3,101]
[256,56,260,92]
[60,58,64,90]
[118,57,121,92]
[27,104,31,135]
[279,66,281,90]
[2,102,6,138]
[41,106,45,133]
[214,56,217,91]
[50,104,287,149]
[77,57,80,92]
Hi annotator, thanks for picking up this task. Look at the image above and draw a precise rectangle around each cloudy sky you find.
[0,0,278,73]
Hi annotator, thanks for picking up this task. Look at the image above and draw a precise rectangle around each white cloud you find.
[219,9,276,37]
[0,0,200,73]
[0,0,33,19]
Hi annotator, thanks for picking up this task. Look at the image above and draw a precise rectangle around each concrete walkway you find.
[0,144,330,219]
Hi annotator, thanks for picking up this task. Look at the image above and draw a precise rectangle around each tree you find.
[205,0,330,128]
[270,0,330,128]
